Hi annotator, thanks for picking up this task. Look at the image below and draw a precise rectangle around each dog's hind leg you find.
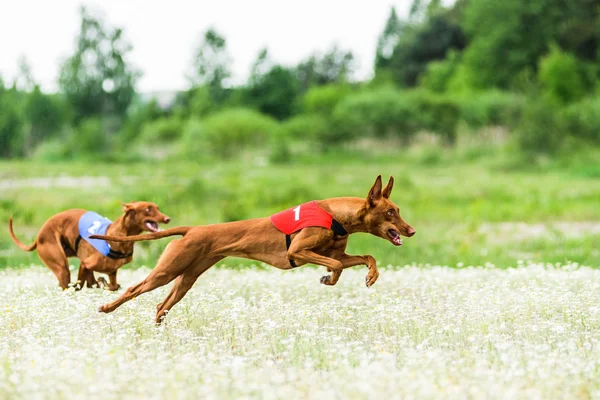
[98,239,198,314]
[37,240,71,289]
[155,256,222,324]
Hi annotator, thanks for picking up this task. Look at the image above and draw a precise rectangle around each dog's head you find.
[121,201,170,233]
[361,175,415,246]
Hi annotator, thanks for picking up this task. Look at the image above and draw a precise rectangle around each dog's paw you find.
[320,275,331,285]
[98,305,109,313]
[365,270,379,288]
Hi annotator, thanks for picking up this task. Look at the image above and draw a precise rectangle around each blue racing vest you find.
[77,211,114,256]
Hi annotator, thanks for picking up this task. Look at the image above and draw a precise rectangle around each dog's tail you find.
[8,217,37,252]
[90,226,192,243]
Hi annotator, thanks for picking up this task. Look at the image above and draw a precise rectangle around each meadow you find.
[0,264,599,399]
[1,156,599,398]
[2,155,600,268]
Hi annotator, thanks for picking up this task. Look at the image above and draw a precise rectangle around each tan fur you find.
[91,176,416,323]
[9,202,170,290]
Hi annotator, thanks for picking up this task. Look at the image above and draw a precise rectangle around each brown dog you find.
[91,176,415,323]
[9,202,170,290]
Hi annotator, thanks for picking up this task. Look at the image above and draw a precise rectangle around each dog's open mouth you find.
[145,221,160,233]
[387,229,402,246]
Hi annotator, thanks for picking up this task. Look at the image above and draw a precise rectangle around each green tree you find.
[296,45,355,91]
[248,48,273,86]
[58,6,139,124]
[0,78,25,158]
[189,27,232,105]
[23,86,66,157]
[375,7,404,71]
[390,11,466,87]
[538,45,586,104]
[244,49,300,120]
[459,0,599,89]
[14,55,36,92]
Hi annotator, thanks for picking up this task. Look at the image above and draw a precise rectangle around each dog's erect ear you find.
[121,202,135,213]
[367,175,383,205]
[382,176,394,199]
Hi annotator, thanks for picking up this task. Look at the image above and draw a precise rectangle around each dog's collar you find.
[330,218,348,237]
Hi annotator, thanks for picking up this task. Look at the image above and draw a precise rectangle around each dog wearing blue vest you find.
[9,202,170,290]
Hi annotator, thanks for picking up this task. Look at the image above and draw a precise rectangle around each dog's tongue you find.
[393,236,402,245]
[145,221,159,232]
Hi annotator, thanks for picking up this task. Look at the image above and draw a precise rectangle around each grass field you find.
[2,157,599,268]
[0,265,599,399]
[1,156,599,398]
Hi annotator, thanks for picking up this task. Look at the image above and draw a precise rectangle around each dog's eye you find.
[145,207,150,213]
[387,209,394,216]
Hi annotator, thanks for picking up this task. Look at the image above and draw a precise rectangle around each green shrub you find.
[302,84,351,116]
[538,46,587,104]
[181,108,281,159]
[138,117,183,144]
[516,99,566,154]
[331,88,419,145]
[32,138,70,161]
[68,117,110,158]
[459,90,525,129]
[408,90,461,144]
[281,114,329,143]
[329,88,460,146]
[420,50,460,93]
[563,97,600,143]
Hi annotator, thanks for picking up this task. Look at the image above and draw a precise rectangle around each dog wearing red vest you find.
[90,175,416,323]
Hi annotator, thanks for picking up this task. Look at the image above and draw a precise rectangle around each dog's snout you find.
[164,217,171,224]
[406,227,416,237]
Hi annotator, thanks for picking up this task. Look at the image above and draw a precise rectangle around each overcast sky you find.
[0,0,415,93]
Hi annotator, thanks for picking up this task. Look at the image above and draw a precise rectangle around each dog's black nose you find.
[407,227,416,237]
[164,217,171,224]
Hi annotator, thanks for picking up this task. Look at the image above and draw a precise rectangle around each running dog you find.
[91,176,415,323]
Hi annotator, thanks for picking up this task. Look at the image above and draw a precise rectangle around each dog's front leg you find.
[338,254,379,287]
[290,248,343,285]
[287,228,343,286]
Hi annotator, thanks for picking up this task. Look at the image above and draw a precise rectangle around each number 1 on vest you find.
[293,206,301,221]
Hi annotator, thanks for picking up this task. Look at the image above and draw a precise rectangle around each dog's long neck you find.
[319,197,369,235]
[105,214,142,252]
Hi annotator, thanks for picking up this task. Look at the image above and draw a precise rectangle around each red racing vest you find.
[270,201,348,268]
[271,201,336,235]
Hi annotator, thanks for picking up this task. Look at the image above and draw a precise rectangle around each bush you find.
[138,117,183,144]
[516,99,566,154]
[32,137,70,161]
[281,114,329,143]
[459,90,525,129]
[538,46,587,104]
[563,97,600,143]
[420,50,460,93]
[302,84,351,116]
[181,108,281,159]
[329,88,461,146]
[408,90,461,144]
[331,88,419,145]
[67,117,110,158]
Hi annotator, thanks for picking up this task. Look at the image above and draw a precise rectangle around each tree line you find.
[1,0,599,161]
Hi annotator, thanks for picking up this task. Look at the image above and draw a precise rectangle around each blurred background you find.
[1,0,599,269]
